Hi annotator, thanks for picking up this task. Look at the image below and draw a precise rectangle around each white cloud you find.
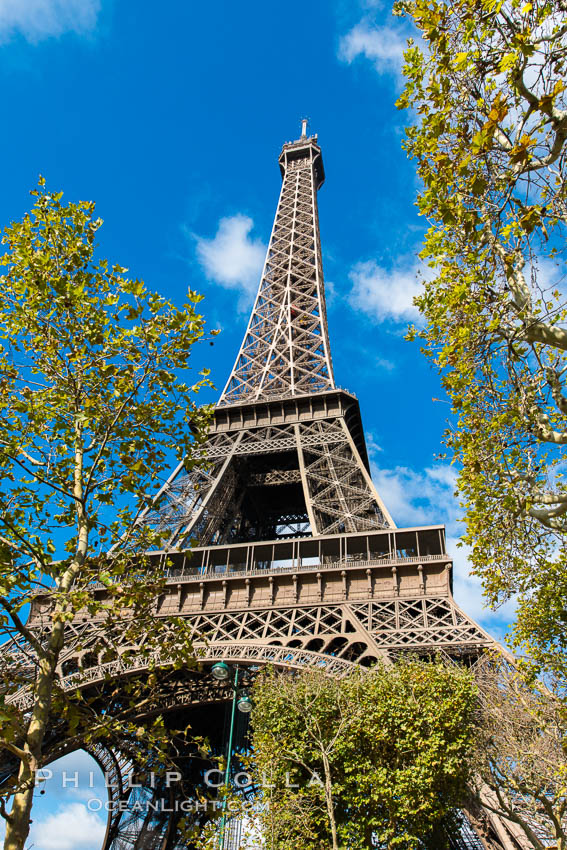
[372,462,458,531]
[349,259,424,325]
[29,803,106,849]
[449,537,517,632]
[324,277,337,307]
[532,256,567,301]
[374,355,395,371]
[338,21,409,77]
[365,431,384,459]
[195,214,266,310]
[0,0,100,43]
[0,802,106,850]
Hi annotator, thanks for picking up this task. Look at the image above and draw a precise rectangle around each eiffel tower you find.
[6,124,526,850]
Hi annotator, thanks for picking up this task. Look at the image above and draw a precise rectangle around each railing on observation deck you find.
[85,526,450,591]
[160,552,448,583]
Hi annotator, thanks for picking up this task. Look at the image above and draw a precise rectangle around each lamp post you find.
[210,662,253,849]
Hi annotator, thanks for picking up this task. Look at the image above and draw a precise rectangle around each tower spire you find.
[218,130,334,406]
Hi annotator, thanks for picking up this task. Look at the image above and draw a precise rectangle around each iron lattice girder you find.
[219,135,334,405]
[145,391,395,547]
[18,596,491,712]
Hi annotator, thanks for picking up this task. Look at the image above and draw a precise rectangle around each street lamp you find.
[210,662,253,849]
[211,661,231,682]
[236,692,253,714]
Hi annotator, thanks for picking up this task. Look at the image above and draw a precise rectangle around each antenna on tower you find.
[301,117,309,138]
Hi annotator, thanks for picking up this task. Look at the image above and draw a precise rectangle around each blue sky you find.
[0,1,515,846]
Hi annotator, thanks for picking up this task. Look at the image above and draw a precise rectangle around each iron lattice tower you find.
[7,126,526,850]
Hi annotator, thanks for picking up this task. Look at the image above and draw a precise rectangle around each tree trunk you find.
[3,759,34,850]
[3,650,59,850]
[320,749,339,850]
[4,425,87,850]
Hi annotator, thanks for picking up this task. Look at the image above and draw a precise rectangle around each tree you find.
[0,182,214,850]
[395,0,567,680]
[472,655,567,849]
[249,660,477,850]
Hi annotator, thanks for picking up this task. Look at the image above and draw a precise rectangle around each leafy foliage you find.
[249,661,477,849]
[395,0,567,680]
[0,182,214,850]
